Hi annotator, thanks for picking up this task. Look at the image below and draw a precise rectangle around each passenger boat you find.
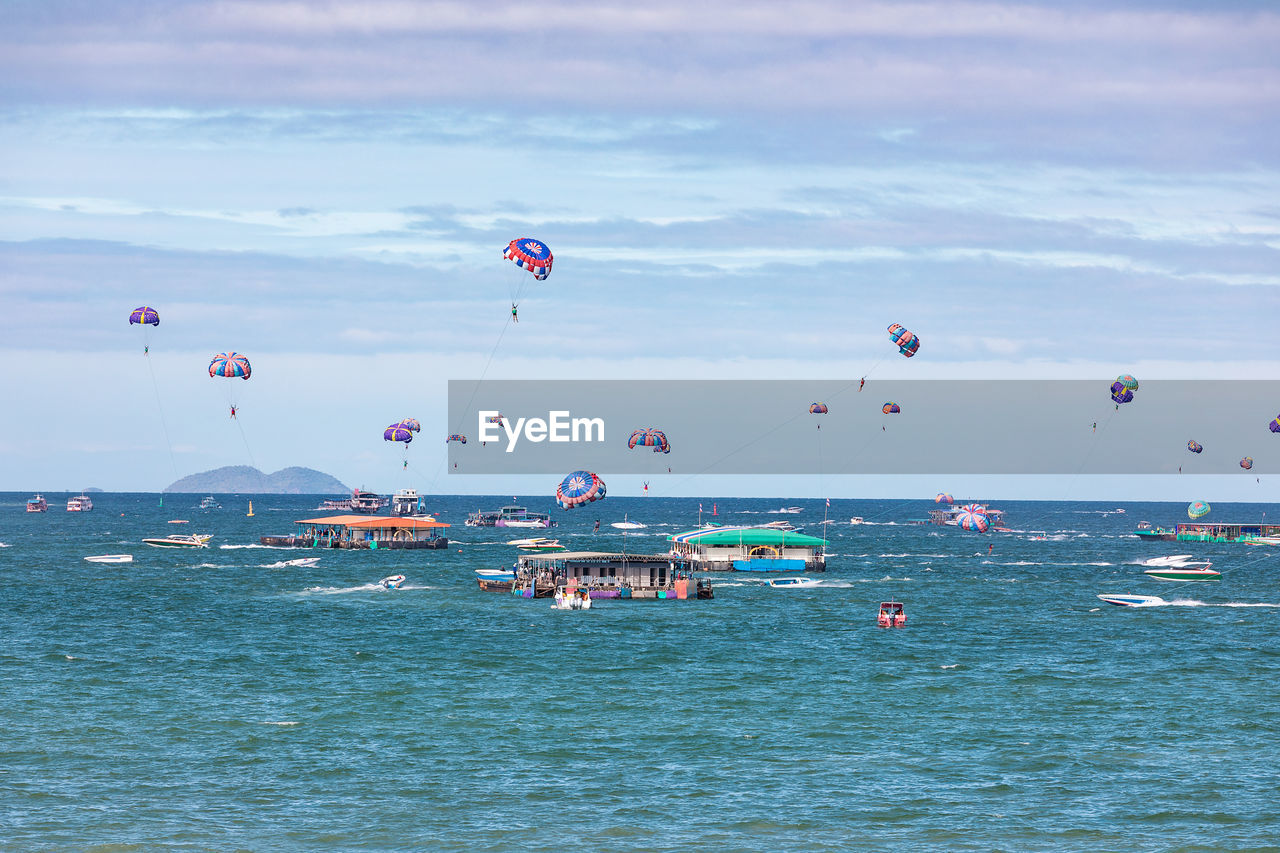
[66,493,94,512]
[1144,565,1220,582]
[199,496,220,509]
[1097,594,1166,607]
[26,494,47,512]
[877,601,907,627]
[142,534,212,548]
[390,488,425,517]
[1135,521,1280,544]
[316,489,388,513]
[379,574,406,590]
[766,576,819,588]
[84,554,133,563]
[466,505,554,528]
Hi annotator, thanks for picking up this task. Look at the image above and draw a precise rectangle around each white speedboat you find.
[507,537,567,552]
[770,506,803,514]
[1097,594,1166,607]
[476,568,516,581]
[849,517,865,525]
[379,574,406,590]
[1144,565,1220,582]
[766,576,819,588]
[264,557,321,568]
[1140,555,1196,567]
[142,534,211,548]
[611,514,647,530]
[84,554,133,563]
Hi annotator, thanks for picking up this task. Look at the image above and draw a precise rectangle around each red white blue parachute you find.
[809,403,828,415]
[1187,440,1203,454]
[882,402,900,415]
[935,493,953,504]
[628,428,670,454]
[504,238,553,280]
[446,434,467,444]
[1240,456,1254,470]
[397,418,421,433]
[955,504,990,532]
[555,470,606,509]
[888,324,920,357]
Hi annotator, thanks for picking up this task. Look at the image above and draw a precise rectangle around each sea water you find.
[2,493,1279,850]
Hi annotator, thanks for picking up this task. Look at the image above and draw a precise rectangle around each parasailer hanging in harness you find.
[230,405,237,419]
[503,237,552,325]
[512,303,518,323]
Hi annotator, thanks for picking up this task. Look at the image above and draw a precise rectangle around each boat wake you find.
[219,543,283,549]
[299,582,434,595]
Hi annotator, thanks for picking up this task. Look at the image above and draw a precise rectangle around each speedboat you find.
[476,568,516,581]
[849,517,865,525]
[1244,536,1280,546]
[1144,565,1220,582]
[142,534,211,548]
[771,506,803,514]
[84,554,133,563]
[198,496,220,509]
[611,514,647,530]
[264,557,321,568]
[1097,594,1166,607]
[508,537,567,552]
[877,601,907,627]
[766,577,819,588]
[379,574,406,590]
[552,588,592,610]
[1140,555,1196,567]
[26,494,47,512]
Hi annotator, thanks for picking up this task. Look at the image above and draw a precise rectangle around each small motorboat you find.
[772,506,803,514]
[476,568,516,580]
[263,557,321,568]
[508,537,567,552]
[1144,565,1220,582]
[1140,555,1196,567]
[199,496,220,509]
[1097,594,1166,607]
[552,588,592,610]
[142,534,211,548]
[849,517,865,525]
[877,601,907,627]
[84,554,133,563]
[766,576,819,588]
[757,519,799,531]
[610,514,647,530]
[379,574,406,590]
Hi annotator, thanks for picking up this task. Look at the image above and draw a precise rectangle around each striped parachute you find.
[1270,416,1280,434]
[1187,440,1203,454]
[446,434,467,444]
[882,402,900,415]
[888,323,920,357]
[1240,456,1254,470]
[504,238,553,280]
[1187,500,1211,519]
[809,403,828,415]
[955,504,990,532]
[935,493,953,504]
[1110,381,1134,407]
[397,418,421,433]
[628,428,670,454]
[1115,374,1139,391]
[556,470,607,510]
[209,352,251,380]
[129,306,159,326]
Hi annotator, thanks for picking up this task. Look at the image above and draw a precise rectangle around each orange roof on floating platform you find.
[296,515,450,528]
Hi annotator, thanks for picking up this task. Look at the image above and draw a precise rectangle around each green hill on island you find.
[164,466,349,494]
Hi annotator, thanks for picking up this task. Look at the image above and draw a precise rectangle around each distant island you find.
[164,466,349,494]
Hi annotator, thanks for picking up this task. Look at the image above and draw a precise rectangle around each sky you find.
[1,0,1278,500]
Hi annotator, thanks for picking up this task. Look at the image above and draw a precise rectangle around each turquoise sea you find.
[3,493,1279,851]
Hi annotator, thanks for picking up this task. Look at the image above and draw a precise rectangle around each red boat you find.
[877,601,906,628]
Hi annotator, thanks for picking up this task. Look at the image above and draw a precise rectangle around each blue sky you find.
[2,1,1278,500]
